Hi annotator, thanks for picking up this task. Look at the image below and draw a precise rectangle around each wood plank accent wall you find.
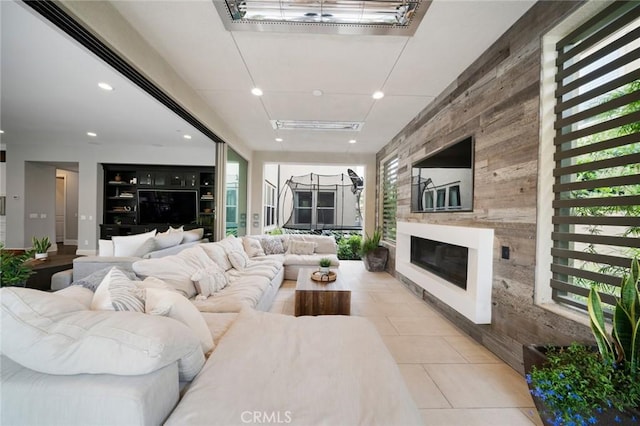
[376,1,594,373]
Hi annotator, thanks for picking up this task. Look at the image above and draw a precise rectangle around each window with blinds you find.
[550,2,640,311]
[382,156,399,242]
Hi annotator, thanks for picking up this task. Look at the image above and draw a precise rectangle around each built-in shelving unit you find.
[101,164,215,239]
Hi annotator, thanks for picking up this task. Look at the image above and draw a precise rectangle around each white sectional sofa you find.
[0,233,422,425]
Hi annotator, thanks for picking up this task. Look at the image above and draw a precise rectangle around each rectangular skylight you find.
[270,119,364,131]
[215,0,430,36]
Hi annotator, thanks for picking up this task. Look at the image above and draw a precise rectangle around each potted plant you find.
[319,257,332,274]
[0,243,35,287]
[524,257,640,425]
[32,236,52,260]
[360,228,388,272]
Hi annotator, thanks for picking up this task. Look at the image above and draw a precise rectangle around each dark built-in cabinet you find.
[101,164,215,239]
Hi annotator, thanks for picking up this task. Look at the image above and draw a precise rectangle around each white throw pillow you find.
[243,237,265,257]
[200,243,233,271]
[112,230,157,257]
[145,288,214,354]
[132,246,215,298]
[91,267,145,312]
[182,228,204,243]
[1,287,204,380]
[154,232,184,250]
[228,250,249,270]
[218,235,244,254]
[159,226,184,235]
[191,264,228,298]
[287,240,316,255]
[98,239,114,257]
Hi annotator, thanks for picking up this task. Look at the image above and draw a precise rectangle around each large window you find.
[264,181,276,228]
[382,156,398,242]
[293,190,335,226]
[549,2,640,312]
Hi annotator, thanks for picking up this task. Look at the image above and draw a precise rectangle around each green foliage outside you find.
[337,234,362,260]
[568,79,640,300]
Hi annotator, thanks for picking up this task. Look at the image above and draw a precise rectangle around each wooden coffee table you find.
[294,267,351,316]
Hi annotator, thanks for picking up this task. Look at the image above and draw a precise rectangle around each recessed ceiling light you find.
[87,132,97,137]
[312,89,323,97]
[275,137,283,142]
[0,130,4,134]
[98,82,113,91]
[251,87,263,96]
[349,139,357,144]
[183,134,192,140]
[372,91,385,100]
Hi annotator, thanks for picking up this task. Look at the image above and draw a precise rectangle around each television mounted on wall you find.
[411,136,474,213]
[138,189,198,225]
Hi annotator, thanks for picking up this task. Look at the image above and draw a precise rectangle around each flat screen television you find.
[138,189,198,225]
[411,136,474,213]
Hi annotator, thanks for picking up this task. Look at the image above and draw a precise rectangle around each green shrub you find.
[337,234,362,260]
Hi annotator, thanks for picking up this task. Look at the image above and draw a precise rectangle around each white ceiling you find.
[1,0,536,155]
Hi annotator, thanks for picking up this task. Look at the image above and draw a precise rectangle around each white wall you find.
[6,142,216,254]
[24,162,57,249]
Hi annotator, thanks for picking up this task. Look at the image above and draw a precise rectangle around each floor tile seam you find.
[415,363,455,409]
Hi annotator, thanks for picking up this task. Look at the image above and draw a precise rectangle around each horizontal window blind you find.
[551,2,640,312]
[382,156,399,242]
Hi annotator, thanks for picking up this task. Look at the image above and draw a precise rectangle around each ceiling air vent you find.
[214,0,431,36]
[270,120,364,131]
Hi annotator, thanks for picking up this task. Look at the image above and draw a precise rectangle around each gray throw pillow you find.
[71,267,139,292]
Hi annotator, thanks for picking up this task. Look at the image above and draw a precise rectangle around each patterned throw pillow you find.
[260,236,285,255]
[91,267,145,312]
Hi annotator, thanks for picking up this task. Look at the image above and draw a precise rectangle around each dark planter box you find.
[522,344,640,426]
[363,247,388,272]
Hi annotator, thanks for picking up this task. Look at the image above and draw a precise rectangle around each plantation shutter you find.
[382,156,399,242]
[550,2,640,310]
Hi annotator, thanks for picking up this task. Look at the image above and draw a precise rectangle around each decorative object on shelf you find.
[0,243,35,287]
[311,270,337,283]
[203,208,212,213]
[360,228,388,272]
[114,173,122,182]
[32,236,51,260]
[114,216,123,225]
[524,257,640,425]
[318,257,331,274]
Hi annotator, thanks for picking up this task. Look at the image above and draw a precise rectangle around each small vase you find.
[319,266,330,274]
[35,252,48,260]
[114,173,122,182]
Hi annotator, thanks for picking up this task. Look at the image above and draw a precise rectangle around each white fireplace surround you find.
[396,221,494,324]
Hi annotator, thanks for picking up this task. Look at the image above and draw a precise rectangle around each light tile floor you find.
[269,260,543,426]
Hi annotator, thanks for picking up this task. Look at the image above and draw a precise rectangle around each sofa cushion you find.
[200,242,233,271]
[146,288,214,354]
[112,229,157,257]
[284,254,340,267]
[133,246,215,298]
[260,236,285,255]
[217,235,244,254]
[243,237,265,258]
[182,228,204,243]
[55,285,95,309]
[192,275,271,313]
[191,264,229,298]
[287,240,316,255]
[0,287,204,380]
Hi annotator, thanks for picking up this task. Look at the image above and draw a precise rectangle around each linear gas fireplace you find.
[410,236,468,290]
[397,221,494,324]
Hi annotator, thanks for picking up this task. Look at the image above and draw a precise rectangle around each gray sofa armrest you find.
[51,269,73,291]
[142,239,209,259]
[72,256,140,281]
